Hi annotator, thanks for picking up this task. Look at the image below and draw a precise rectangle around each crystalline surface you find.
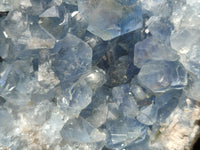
[0,0,12,12]
[134,36,178,68]
[61,117,106,143]
[136,104,157,125]
[39,4,69,39]
[112,84,138,118]
[78,0,143,40]
[51,33,92,83]
[138,60,187,93]
[58,79,93,118]
[80,87,110,128]
[184,74,200,101]
[106,117,147,149]
[1,0,200,149]
[1,10,28,39]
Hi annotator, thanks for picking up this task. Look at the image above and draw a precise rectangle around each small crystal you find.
[78,0,143,40]
[61,117,106,143]
[57,80,93,118]
[80,87,110,128]
[112,84,138,118]
[51,33,92,83]
[138,61,187,93]
[106,117,147,149]
[134,36,178,68]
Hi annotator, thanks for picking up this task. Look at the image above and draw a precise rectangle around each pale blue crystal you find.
[130,77,150,101]
[39,4,70,39]
[155,90,181,123]
[1,10,28,39]
[112,84,138,118]
[137,104,157,125]
[0,28,10,59]
[138,61,187,93]
[61,117,106,143]
[51,33,92,83]
[80,87,110,128]
[0,107,14,147]
[106,117,147,149]
[78,0,143,40]
[184,74,200,101]
[57,80,93,118]
[0,0,12,12]
[134,36,178,68]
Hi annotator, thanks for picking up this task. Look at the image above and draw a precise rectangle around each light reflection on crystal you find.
[0,0,200,149]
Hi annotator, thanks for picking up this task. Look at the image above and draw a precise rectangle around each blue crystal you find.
[106,117,147,149]
[61,117,106,143]
[134,36,178,68]
[138,60,187,93]
[78,0,143,40]
[51,33,92,83]
[112,84,138,118]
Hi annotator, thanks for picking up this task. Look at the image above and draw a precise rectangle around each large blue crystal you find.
[78,0,143,40]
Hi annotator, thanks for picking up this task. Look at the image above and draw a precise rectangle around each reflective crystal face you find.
[138,61,188,93]
[78,0,143,40]
[0,0,200,149]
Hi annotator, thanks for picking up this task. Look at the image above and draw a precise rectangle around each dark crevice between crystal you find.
[192,120,200,150]
[0,96,6,105]
[0,11,9,18]
[0,56,3,62]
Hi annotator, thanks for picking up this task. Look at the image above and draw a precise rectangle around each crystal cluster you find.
[0,0,200,150]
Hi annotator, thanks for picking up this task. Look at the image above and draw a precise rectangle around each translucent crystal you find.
[40,6,59,18]
[171,28,200,77]
[1,0,200,149]
[179,44,200,78]
[40,108,67,146]
[19,100,52,126]
[125,136,150,150]
[147,17,173,44]
[137,104,157,125]
[130,77,151,101]
[0,107,14,147]
[134,36,178,68]
[51,33,92,83]
[0,29,10,59]
[61,117,106,143]
[57,79,93,118]
[80,87,110,128]
[155,90,181,123]
[1,10,28,39]
[39,5,69,39]
[84,67,107,90]
[106,117,147,149]
[78,0,143,40]
[170,28,200,54]
[18,23,56,49]
[38,50,60,88]
[68,11,88,38]
[140,0,165,12]
[0,0,12,11]
[184,74,200,101]
[171,4,200,30]
[138,61,187,93]
[112,84,138,118]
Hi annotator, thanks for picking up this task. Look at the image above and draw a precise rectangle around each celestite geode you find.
[0,0,200,150]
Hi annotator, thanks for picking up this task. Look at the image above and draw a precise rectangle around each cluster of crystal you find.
[0,0,200,150]
[78,0,143,40]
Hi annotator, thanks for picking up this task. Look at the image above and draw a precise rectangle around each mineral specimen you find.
[0,0,200,150]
